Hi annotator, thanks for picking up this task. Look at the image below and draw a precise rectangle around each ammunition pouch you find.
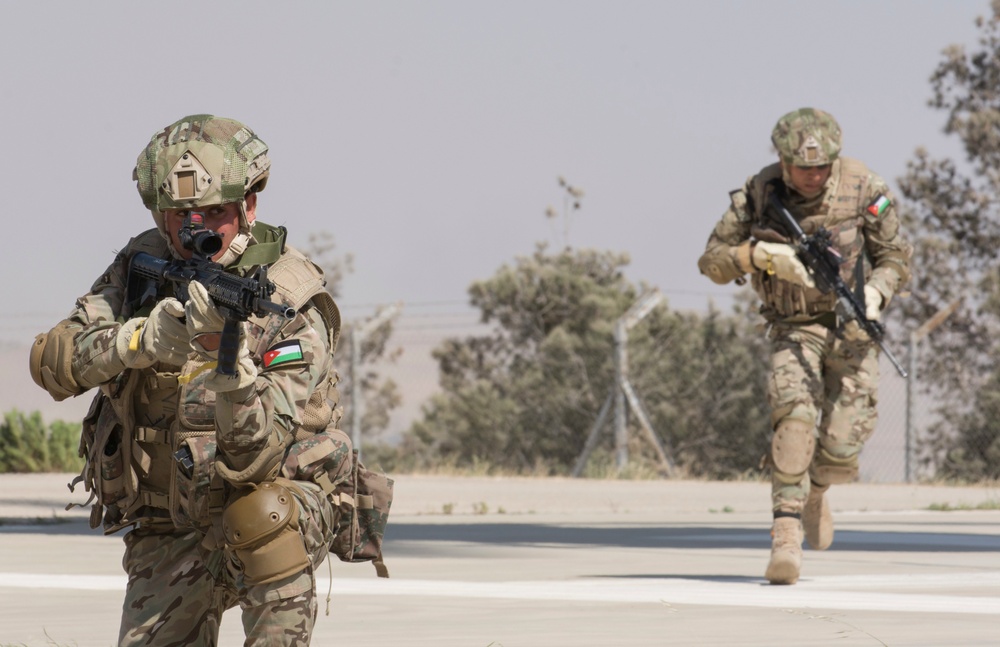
[68,393,133,530]
[95,401,128,509]
[171,433,225,529]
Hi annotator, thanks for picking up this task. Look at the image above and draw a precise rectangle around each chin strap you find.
[214,232,251,267]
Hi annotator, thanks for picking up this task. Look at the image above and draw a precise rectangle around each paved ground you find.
[1,473,999,646]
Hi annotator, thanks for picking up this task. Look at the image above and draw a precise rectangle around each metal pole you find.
[613,321,628,471]
[574,290,665,476]
[571,393,614,477]
[905,333,916,483]
[613,289,666,474]
[621,378,675,476]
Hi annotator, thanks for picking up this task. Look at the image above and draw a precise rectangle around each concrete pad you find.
[1,473,998,646]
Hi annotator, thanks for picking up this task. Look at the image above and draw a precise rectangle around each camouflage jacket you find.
[697,158,911,321]
[52,224,341,533]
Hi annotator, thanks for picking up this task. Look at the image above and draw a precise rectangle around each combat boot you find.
[765,515,802,585]
[803,482,833,550]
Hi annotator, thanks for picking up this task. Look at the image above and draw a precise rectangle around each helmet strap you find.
[238,197,256,235]
[215,232,251,268]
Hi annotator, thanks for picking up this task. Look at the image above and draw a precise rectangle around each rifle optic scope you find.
[178,212,223,258]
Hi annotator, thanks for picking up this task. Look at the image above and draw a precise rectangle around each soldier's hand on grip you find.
[204,342,258,393]
[752,242,816,288]
[185,281,228,358]
[115,299,189,368]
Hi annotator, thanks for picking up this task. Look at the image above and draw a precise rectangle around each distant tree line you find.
[0,410,83,473]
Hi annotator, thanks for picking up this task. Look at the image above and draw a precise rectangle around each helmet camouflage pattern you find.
[133,114,270,213]
[771,108,841,167]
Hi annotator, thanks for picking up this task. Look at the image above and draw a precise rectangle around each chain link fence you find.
[860,354,910,483]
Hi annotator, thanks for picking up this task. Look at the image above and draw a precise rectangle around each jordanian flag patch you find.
[263,340,304,368]
[867,194,891,217]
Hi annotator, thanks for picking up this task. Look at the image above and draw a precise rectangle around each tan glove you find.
[751,242,816,288]
[841,319,869,343]
[114,299,189,369]
[185,281,227,358]
[864,284,883,321]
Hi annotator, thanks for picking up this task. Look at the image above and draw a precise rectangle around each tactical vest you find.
[73,224,342,534]
[748,158,871,320]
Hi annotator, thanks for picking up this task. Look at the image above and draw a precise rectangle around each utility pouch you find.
[171,434,225,529]
[67,393,130,529]
[350,458,393,567]
[88,395,128,508]
[99,425,126,507]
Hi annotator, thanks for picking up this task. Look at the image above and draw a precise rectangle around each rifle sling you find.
[853,250,867,304]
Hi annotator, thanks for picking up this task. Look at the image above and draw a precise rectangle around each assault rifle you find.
[127,214,295,376]
[765,184,908,378]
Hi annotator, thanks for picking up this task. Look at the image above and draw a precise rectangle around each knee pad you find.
[812,448,859,486]
[222,478,309,585]
[770,419,815,482]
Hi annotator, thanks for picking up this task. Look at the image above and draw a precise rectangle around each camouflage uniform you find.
[30,116,345,646]
[698,108,910,582]
[700,156,910,508]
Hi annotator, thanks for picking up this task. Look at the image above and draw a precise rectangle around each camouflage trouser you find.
[118,480,336,647]
[766,322,879,513]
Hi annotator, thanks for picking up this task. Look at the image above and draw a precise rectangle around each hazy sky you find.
[0,1,988,423]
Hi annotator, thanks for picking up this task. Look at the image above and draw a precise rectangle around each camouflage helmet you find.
[771,108,841,167]
[133,114,270,215]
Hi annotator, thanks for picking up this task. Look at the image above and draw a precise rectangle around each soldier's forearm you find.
[71,324,129,388]
[214,387,290,483]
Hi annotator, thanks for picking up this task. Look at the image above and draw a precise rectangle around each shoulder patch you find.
[867,194,891,217]
[263,340,305,369]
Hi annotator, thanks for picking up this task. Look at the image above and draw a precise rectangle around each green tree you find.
[939,370,1000,480]
[0,410,83,473]
[400,244,769,477]
[631,293,771,478]
[896,0,1000,479]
